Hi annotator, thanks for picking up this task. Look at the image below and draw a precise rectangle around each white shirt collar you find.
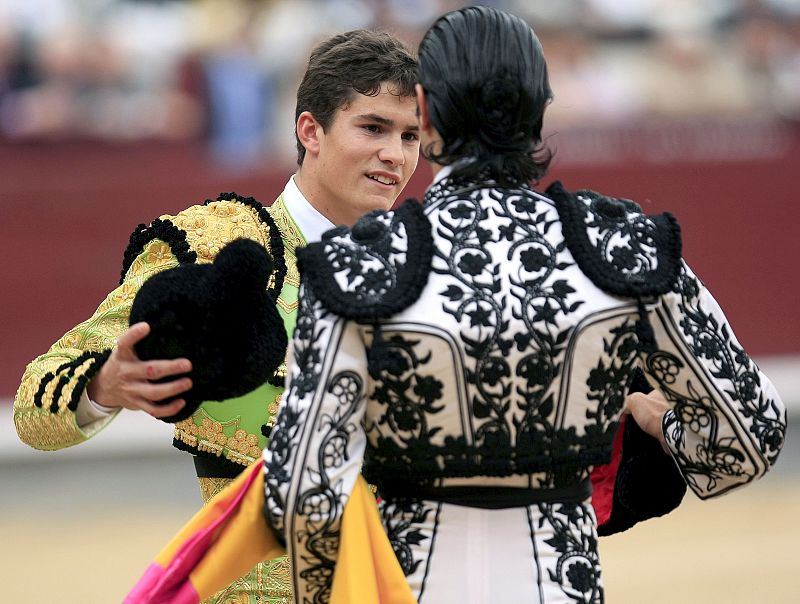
[429,164,454,188]
[281,175,335,244]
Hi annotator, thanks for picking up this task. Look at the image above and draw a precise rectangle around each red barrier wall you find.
[2,121,798,396]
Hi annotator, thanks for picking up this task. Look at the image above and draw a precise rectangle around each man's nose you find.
[378,135,405,166]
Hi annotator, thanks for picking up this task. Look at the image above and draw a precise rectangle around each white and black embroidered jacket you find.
[263,174,786,603]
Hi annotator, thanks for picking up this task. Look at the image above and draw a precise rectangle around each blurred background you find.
[0,0,798,602]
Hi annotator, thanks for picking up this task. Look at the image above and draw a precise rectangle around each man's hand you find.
[86,322,191,418]
[624,389,671,453]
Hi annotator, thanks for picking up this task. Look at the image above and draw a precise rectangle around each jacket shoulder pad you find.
[547,181,682,297]
[297,199,433,319]
[120,192,286,300]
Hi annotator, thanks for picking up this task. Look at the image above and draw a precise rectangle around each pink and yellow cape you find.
[125,461,417,604]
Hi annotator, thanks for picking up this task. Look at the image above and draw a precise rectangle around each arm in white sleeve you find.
[263,283,369,601]
[642,261,786,499]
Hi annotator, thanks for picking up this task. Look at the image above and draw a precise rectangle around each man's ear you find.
[296,111,321,158]
[415,84,430,131]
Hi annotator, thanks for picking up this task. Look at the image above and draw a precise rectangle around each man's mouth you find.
[367,174,398,186]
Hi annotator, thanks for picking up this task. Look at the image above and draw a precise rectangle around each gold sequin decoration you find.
[263,392,283,432]
[174,410,261,467]
[272,363,287,385]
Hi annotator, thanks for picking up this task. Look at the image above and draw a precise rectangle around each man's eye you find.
[402,132,419,142]
[363,125,381,133]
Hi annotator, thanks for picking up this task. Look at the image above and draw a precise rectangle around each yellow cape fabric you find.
[331,472,417,604]
[143,460,417,604]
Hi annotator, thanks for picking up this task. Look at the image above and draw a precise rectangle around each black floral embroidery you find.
[580,321,640,450]
[437,185,593,484]
[298,200,433,320]
[379,500,437,577]
[548,181,681,298]
[264,284,327,543]
[646,266,786,495]
[367,328,445,438]
[538,503,603,604]
[295,370,364,603]
[365,184,646,489]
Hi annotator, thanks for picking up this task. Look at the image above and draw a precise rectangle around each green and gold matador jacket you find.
[13,193,304,604]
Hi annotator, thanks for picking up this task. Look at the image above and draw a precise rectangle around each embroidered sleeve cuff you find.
[661,409,679,451]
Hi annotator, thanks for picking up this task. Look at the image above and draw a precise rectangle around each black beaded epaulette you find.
[120,218,196,285]
[547,181,682,298]
[297,199,433,320]
[547,181,682,353]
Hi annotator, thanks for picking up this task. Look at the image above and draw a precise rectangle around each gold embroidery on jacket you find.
[203,556,292,604]
[14,407,82,450]
[13,200,283,454]
[263,392,283,432]
[174,410,261,467]
[267,198,302,312]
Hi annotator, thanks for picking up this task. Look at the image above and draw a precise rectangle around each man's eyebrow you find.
[356,113,419,131]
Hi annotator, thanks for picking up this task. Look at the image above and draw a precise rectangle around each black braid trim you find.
[297,199,433,320]
[49,375,71,413]
[52,359,76,376]
[33,372,56,408]
[36,351,95,408]
[120,219,197,285]
[33,353,86,413]
[36,349,113,413]
[547,181,682,297]
[206,192,287,301]
[68,349,112,412]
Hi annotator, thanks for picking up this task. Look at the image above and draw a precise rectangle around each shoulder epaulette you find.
[120,192,286,301]
[120,218,195,285]
[297,199,433,319]
[205,192,286,301]
[547,181,682,298]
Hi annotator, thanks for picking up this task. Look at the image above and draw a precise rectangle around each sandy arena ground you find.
[2,428,798,603]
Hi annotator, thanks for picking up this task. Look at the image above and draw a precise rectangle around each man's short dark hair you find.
[295,30,417,165]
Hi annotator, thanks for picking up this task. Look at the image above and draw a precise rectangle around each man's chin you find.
[363,193,396,212]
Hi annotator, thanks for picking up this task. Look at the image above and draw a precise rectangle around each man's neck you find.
[282,174,334,245]
[293,168,344,226]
